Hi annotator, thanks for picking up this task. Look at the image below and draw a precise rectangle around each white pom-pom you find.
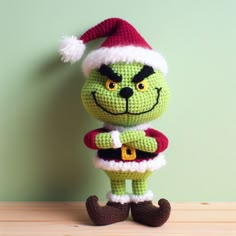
[59,36,85,63]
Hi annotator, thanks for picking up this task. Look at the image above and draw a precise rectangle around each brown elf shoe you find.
[131,198,171,227]
[86,195,130,226]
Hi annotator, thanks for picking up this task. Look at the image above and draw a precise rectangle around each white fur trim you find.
[59,36,85,63]
[82,46,168,76]
[130,190,154,203]
[110,131,122,148]
[93,153,166,173]
[104,123,151,132]
[107,192,130,204]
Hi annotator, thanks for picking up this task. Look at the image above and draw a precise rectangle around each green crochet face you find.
[81,63,170,126]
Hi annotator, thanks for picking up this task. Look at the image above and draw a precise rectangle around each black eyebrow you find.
[98,64,122,83]
[132,65,155,83]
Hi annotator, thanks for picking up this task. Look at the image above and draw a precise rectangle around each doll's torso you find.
[84,123,168,173]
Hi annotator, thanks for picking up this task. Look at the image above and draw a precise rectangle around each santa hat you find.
[59,18,168,76]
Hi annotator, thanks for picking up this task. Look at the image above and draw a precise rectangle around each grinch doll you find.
[59,18,171,227]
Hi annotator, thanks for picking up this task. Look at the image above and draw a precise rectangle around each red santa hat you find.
[59,18,168,76]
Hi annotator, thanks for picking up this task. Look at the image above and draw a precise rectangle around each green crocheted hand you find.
[126,136,157,153]
[95,130,145,149]
[120,130,145,144]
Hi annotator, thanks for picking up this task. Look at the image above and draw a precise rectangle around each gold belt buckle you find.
[121,145,136,161]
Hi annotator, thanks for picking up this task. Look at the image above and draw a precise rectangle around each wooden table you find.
[0,202,235,235]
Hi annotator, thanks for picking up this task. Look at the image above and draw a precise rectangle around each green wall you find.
[0,0,235,201]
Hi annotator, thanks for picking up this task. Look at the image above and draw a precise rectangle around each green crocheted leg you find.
[107,178,130,204]
[132,179,147,195]
[131,178,153,203]
[110,179,126,195]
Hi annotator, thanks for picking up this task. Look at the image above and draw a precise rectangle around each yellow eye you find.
[136,80,148,92]
[105,79,118,91]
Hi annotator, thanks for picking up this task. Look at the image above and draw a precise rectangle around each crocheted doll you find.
[59,18,171,227]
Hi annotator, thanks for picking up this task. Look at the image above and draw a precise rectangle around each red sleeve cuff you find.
[84,128,107,150]
[145,128,169,153]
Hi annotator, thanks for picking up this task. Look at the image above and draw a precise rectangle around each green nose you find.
[119,87,133,99]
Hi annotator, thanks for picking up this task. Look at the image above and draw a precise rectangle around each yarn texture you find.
[59,17,171,227]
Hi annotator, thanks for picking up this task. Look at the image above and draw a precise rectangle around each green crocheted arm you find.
[127,137,157,153]
[120,130,145,143]
[95,130,145,149]
[95,133,113,149]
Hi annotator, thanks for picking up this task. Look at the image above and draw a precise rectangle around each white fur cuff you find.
[107,192,130,204]
[110,131,122,148]
[130,190,154,203]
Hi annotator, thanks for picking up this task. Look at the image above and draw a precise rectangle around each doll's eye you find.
[136,80,148,92]
[105,79,118,91]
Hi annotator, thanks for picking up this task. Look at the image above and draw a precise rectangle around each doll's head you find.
[81,62,170,126]
[59,18,170,126]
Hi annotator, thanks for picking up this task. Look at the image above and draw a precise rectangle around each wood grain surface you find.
[0,202,235,235]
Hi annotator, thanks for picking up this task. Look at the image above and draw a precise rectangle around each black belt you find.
[97,146,156,161]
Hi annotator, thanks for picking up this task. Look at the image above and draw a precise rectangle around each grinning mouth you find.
[91,88,162,115]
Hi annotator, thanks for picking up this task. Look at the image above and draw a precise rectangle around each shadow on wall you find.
[35,54,95,201]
